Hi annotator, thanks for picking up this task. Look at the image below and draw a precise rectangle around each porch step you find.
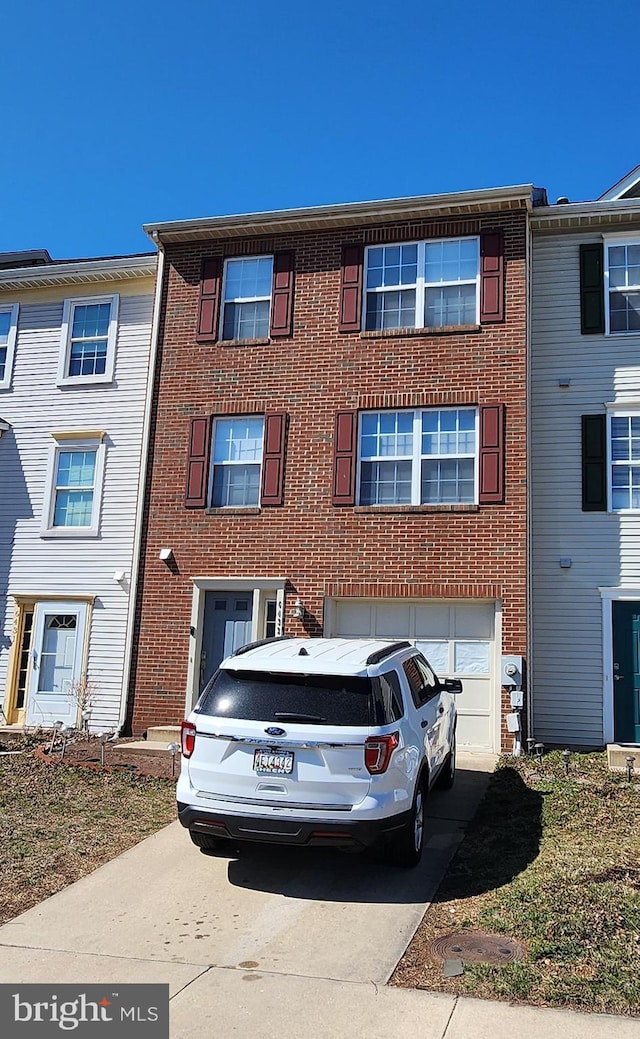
[607,743,640,771]
[146,725,181,744]
[118,740,179,757]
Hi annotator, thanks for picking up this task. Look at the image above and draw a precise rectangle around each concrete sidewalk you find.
[0,752,637,1037]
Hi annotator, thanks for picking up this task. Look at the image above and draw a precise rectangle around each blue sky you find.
[3,0,639,259]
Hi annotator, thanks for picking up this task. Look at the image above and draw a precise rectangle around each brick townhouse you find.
[128,183,546,752]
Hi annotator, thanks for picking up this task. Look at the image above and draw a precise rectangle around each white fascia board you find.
[0,254,157,291]
[144,184,540,244]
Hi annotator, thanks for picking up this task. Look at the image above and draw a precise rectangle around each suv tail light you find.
[181,721,196,759]
[364,731,399,774]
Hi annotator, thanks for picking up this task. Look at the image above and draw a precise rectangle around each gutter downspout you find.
[524,196,534,751]
[117,246,165,735]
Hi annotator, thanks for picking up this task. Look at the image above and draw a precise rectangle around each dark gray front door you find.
[200,591,253,691]
[612,601,640,744]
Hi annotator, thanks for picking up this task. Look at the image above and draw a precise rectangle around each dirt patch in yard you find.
[0,745,177,927]
[38,735,181,780]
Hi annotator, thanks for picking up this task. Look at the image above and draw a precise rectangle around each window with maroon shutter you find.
[260,411,287,506]
[339,245,364,332]
[332,410,357,504]
[185,416,212,507]
[480,231,504,324]
[270,252,294,337]
[479,404,505,504]
[196,259,222,342]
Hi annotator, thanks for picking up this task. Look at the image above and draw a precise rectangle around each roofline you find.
[144,185,544,244]
[531,198,640,232]
[598,164,640,202]
[0,253,157,291]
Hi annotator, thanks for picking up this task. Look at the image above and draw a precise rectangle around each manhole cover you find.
[429,932,525,965]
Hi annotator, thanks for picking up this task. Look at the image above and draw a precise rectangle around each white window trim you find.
[357,407,479,506]
[219,256,273,341]
[363,237,480,331]
[603,235,640,337]
[606,404,640,512]
[0,303,19,390]
[57,294,119,386]
[41,431,106,537]
[209,415,265,508]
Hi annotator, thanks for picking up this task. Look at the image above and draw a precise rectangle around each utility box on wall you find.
[501,655,524,688]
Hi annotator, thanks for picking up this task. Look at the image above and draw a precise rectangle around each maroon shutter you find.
[479,404,505,504]
[480,231,504,324]
[332,410,357,505]
[185,417,212,507]
[339,245,364,332]
[260,411,287,506]
[196,258,221,342]
[270,252,294,337]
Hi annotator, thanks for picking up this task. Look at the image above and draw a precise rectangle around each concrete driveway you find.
[1,752,635,1038]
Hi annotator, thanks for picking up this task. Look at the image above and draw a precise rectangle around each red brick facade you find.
[128,202,529,749]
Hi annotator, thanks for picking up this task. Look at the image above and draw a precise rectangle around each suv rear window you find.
[196,668,404,726]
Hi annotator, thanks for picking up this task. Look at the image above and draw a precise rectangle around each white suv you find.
[177,637,459,867]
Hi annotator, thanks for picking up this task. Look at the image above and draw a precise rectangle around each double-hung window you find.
[42,433,106,536]
[605,240,640,334]
[221,257,274,341]
[58,295,119,385]
[0,304,19,389]
[610,413,640,510]
[211,416,265,507]
[364,237,479,331]
[359,408,477,505]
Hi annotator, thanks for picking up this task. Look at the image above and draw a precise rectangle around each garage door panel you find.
[374,603,411,636]
[454,676,490,712]
[457,712,492,751]
[414,605,451,635]
[333,598,497,753]
[453,604,494,638]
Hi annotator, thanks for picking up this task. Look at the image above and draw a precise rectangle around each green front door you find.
[612,601,640,743]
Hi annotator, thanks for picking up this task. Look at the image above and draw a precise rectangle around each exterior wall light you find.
[159,548,174,563]
[292,598,305,620]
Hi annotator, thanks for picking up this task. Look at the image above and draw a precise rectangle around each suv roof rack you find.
[365,641,412,666]
[230,635,294,658]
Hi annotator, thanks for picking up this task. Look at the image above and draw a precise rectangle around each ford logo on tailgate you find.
[265,726,286,737]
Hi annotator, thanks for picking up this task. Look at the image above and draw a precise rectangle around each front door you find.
[200,591,253,691]
[25,602,88,727]
[612,601,640,743]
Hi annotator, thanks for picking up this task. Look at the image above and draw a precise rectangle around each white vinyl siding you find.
[531,230,640,746]
[0,288,154,731]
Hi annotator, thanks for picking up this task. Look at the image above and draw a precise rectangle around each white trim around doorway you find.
[599,586,640,744]
[186,577,288,714]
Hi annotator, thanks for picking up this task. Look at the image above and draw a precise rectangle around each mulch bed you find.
[35,736,180,781]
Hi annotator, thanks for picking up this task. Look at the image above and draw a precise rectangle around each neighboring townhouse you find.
[0,250,157,732]
[531,166,640,750]
[129,183,547,753]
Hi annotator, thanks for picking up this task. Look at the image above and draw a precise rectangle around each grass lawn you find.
[392,751,640,1017]
[0,750,176,927]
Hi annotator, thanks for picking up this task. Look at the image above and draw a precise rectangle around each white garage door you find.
[331,599,498,752]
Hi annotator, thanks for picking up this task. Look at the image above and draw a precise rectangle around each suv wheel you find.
[189,830,229,854]
[386,775,426,869]
[435,734,456,791]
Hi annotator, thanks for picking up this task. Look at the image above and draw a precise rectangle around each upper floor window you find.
[211,416,265,507]
[606,241,640,334]
[57,295,119,385]
[0,303,19,389]
[359,408,477,506]
[364,238,479,331]
[221,257,274,341]
[610,414,640,510]
[41,433,106,536]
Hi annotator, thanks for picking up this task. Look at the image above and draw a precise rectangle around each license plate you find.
[253,748,294,775]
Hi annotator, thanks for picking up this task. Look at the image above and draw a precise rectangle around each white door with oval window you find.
[25,602,88,727]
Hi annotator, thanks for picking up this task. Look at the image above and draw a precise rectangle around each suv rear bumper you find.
[177,801,411,849]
